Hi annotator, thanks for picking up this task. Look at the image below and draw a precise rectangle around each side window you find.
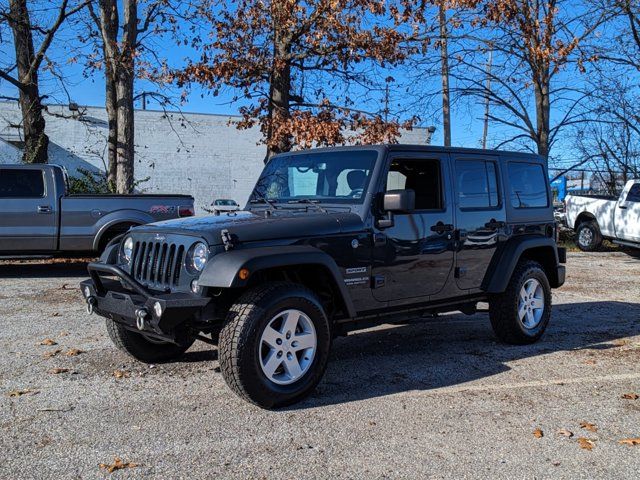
[508,162,548,208]
[456,160,500,209]
[386,159,443,210]
[0,169,45,198]
[626,184,640,203]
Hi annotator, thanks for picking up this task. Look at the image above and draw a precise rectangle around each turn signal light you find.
[238,268,250,280]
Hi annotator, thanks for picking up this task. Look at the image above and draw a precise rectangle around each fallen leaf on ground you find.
[557,428,574,438]
[43,349,62,358]
[7,389,40,398]
[113,370,130,379]
[621,393,639,400]
[618,438,640,446]
[583,360,596,365]
[533,428,544,438]
[49,368,69,374]
[580,421,598,432]
[368,421,377,426]
[64,348,84,357]
[577,438,595,450]
[40,339,57,346]
[99,457,139,473]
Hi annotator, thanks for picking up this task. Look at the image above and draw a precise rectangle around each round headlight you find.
[189,242,209,272]
[122,236,134,263]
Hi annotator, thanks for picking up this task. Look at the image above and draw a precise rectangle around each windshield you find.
[215,199,237,206]
[250,150,378,204]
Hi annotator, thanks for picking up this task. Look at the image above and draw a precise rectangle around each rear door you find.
[372,152,455,302]
[453,155,505,290]
[614,182,640,242]
[0,168,57,252]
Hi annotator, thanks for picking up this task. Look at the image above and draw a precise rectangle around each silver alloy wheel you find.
[578,226,593,247]
[518,278,545,329]
[259,309,317,385]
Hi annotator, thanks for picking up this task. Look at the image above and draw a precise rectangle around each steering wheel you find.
[349,188,364,198]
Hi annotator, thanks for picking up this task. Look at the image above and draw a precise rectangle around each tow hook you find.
[86,296,96,315]
[135,308,149,331]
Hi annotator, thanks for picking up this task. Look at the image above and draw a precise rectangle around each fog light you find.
[191,279,201,294]
[153,301,163,318]
[83,286,91,298]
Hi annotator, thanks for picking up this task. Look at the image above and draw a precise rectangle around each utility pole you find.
[439,2,451,147]
[482,46,493,149]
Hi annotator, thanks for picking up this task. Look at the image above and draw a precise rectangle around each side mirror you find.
[383,189,415,213]
[377,189,415,229]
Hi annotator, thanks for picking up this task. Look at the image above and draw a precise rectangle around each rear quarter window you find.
[626,184,640,202]
[0,169,45,198]
[507,162,548,209]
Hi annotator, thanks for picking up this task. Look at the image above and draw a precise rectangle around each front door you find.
[614,182,640,242]
[372,154,455,303]
[0,168,57,252]
[452,156,505,290]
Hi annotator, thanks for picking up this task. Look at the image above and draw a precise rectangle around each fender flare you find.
[92,210,154,251]
[482,236,561,293]
[198,245,357,318]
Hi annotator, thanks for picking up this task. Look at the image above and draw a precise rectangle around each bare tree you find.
[0,0,88,163]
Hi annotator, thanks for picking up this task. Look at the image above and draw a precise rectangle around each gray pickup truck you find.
[0,164,194,257]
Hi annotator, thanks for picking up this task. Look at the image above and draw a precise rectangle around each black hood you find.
[132,209,365,245]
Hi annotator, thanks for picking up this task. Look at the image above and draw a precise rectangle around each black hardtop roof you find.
[276,144,544,162]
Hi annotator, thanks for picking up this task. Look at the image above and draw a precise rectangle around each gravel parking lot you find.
[1,251,639,479]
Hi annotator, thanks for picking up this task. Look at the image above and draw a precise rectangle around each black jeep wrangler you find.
[81,145,566,408]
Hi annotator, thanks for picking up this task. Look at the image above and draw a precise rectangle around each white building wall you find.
[0,101,431,213]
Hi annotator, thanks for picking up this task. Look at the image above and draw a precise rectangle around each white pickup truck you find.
[565,179,640,251]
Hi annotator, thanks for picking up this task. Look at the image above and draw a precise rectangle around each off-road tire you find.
[489,260,552,345]
[106,318,194,363]
[575,220,603,252]
[219,282,331,409]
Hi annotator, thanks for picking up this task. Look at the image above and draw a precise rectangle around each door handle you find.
[37,205,52,214]
[618,205,628,210]
[484,219,505,229]
[430,222,454,234]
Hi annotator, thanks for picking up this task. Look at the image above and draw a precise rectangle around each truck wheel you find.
[489,260,552,345]
[106,319,195,363]
[219,282,331,409]
[575,221,602,252]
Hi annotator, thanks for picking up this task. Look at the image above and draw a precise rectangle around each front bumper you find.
[81,262,210,342]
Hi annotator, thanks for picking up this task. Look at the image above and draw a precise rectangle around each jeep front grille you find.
[131,240,185,290]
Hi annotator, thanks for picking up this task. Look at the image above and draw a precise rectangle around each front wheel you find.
[575,221,602,252]
[489,260,552,345]
[106,319,194,363]
[219,282,331,409]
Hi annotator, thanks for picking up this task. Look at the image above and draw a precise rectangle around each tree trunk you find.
[105,75,118,189]
[266,29,292,158]
[9,0,49,163]
[534,71,551,159]
[439,3,451,147]
[115,71,135,193]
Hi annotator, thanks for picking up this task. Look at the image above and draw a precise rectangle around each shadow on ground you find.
[0,261,90,278]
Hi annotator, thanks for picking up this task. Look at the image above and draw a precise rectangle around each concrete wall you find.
[0,101,431,213]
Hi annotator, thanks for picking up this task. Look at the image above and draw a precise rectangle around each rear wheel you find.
[489,260,552,345]
[219,282,331,409]
[575,220,602,252]
[106,319,194,363]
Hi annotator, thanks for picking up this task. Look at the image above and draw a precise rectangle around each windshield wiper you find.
[249,192,279,211]
[287,199,328,213]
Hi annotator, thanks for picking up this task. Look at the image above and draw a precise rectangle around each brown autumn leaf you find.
[618,438,640,446]
[52,312,61,317]
[113,370,131,379]
[43,349,62,358]
[577,437,595,450]
[98,457,139,473]
[580,421,598,432]
[621,393,639,400]
[557,428,574,438]
[40,339,57,346]
[7,389,40,398]
[64,348,85,357]
[583,359,596,365]
[533,428,544,438]
[49,368,69,374]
